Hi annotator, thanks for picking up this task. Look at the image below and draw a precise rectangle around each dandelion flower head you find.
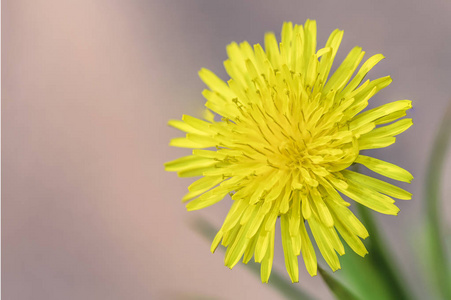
[165,20,413,283]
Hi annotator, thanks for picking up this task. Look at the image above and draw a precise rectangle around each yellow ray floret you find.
[165,19,413,283]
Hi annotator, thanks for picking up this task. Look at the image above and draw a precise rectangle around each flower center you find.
[272,127,359,176]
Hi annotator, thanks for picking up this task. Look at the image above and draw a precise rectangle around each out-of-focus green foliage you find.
[338,202,411,300]
[423,102,451,299]
[317,265,359,300]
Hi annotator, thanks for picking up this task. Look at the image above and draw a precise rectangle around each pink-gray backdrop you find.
[3,0,451,299]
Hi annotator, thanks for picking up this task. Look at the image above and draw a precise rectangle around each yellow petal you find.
[300,219,317,276]
[361,118,413,139]
[260,227,275,283]
[358,136,396,150]
[281,214,299,282]
[355,155,413,183]
[333,216,368,257]
[164,155,215,172]
[324,46,364,92]
[199,68,235,99]
[211,230,223,253]
[342,54,385,95]
[169,137,205,148]
[186,187,229,211]
[330,177,400,215]
[341,170,411,200]
[168,119,204,134]
[309,217,341,271]
[350,100,412,130]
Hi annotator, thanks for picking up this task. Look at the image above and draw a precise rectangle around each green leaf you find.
[354,205,412,300]
[342,165,412,300]
[318,265,360,300]
[423,100,451,299]
[338,244,393,300]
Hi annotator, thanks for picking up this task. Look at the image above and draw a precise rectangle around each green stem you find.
[348,161,412,299]
[424,101,451,299]
[318,264,360,300]
[356,205,412,300]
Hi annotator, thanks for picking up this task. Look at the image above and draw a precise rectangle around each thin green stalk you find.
[338,244,394,300]
[349,162,412,299]
[190,217,315,300]
[356,204,412,300]
[424,101,451,299]
[318,265,360,300]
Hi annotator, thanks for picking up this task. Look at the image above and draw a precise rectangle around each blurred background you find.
[3,0,451,299]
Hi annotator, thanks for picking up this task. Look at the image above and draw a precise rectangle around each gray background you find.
[3,0,451,299]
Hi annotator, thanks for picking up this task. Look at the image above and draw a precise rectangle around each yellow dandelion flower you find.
[165,19,413,283]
